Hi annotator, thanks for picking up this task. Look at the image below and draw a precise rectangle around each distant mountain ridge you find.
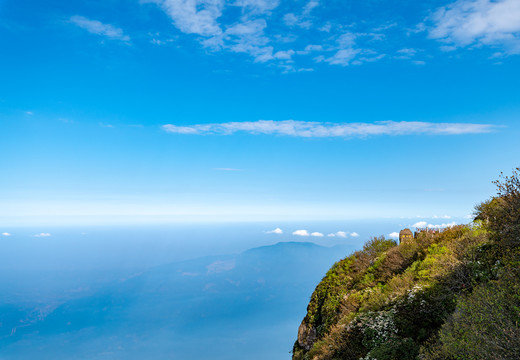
[1,241,355,360]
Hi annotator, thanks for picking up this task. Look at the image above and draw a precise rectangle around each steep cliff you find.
[293,168,520,360]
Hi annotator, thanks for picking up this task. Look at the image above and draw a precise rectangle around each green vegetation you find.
[293,168,520,360]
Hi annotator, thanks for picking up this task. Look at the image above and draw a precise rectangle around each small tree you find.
[475,167,520,247]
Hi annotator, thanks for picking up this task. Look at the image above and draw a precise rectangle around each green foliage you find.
[302,237,397,338]
[475,167,520,247]
[414,244,451,280]
[393,282,457,344]
[362,236,398,258]
[303,255,357,334]
[294,168,520,360]
[294,225,493,360]
[362,336,418,360]
[423,269,520,360]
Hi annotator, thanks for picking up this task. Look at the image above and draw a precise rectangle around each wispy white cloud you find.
[318,22,332,32]
[273,49,295,60]
[316,31,387,66]
[412,221,428,228]
[296,44,324,55]
[142,0,520,70]
[146,0,390,70]
[412,220,457,229]
[153,0,224,37]
[428,221,457,228]
[146,0,503,70]
[283,13,299,26]
[144,0,520,69]
[203,18,279,63]
[1,232,11,236]
[303,0,320,15]
[322,48,361,66]
[292,229,325,237]
[70,16,130,42]
[148,0,284,63]
[150,34,176,45]
[34,233,51,237]
[162,120,498,138]
[316,32,359,66]
[350,232,359,237]
[440,45,458,52]
[433,215,451,219]
[395,48,418,58]
[234,0,280,14]
[283,0,319,29]
[394,48,426,65]
[326,231,348,237]
[265,227,283,234]
[388,231,399,239]
[429,0,520,54]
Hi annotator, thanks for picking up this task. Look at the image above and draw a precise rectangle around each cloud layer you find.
[144,0,408,69]
[66,0,520,69]
[162,120,497,138]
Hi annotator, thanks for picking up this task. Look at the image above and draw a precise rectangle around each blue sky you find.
[1,0,520,226]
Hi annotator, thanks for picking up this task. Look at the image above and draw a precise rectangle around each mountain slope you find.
[293,169,520,360]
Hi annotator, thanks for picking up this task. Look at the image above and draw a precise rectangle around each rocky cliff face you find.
[297,322,317,351]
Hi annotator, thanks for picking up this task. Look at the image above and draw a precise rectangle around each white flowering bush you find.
[357,310,397,349]
[354,309,418,360]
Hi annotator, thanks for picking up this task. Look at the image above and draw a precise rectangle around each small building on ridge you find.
[399,228,414,243]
